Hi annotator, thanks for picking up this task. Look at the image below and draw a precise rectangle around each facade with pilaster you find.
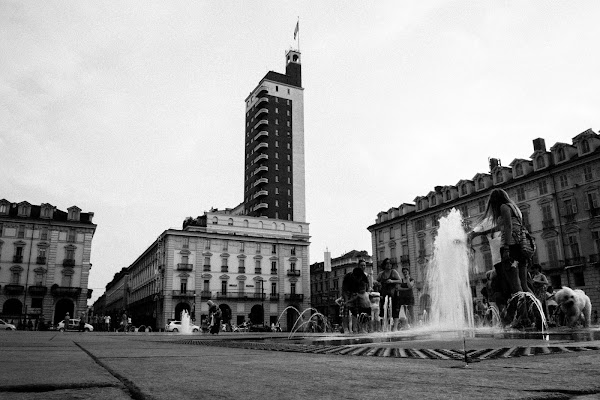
[0,200,96,327]
[369,130,600,318]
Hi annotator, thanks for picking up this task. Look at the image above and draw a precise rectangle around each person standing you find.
[376,258,402,331]
[397,267,415,327]
[470,188,530,295]
[207,300,222,334]
[530,264,549,317]
[341,259,370,333]
[104,315,111,332]
[63,312,70,332]
[121,312,128,333]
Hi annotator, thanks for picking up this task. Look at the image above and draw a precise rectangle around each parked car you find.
[165,320,200,333]
[57,319,94,332]
[248,323,272,332]
[0,319,16,330]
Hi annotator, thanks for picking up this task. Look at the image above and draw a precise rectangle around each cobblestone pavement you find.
[1,330,600,400]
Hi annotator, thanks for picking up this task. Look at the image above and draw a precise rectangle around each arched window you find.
[515,163,523,176]
[537,156,545,169]
[582,139,590,153]
[212,216,218,225]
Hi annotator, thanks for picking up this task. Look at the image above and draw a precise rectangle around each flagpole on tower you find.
[294,17,300,51]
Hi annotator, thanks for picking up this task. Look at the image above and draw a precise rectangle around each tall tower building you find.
[243,50,305,222]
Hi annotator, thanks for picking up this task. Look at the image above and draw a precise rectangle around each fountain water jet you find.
[179,310,193,335]
[425,208,474,330]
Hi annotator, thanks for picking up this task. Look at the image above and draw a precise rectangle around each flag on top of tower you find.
[294,20,299,40]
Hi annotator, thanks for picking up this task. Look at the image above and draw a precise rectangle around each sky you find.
[2,1,600,304]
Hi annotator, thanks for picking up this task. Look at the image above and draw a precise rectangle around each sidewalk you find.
[1,330,599,399]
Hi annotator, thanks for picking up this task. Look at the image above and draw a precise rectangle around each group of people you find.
[339,258,416,333]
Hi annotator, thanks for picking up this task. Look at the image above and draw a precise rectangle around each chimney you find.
[533,138,546,152]
[489,158,500,172]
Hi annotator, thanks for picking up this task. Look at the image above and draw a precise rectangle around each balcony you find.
[284,294,304,302]
[256,96,269,107]
[253,203,268,211]
[563,213,577,223]
[255,268,262,274]
[253,119,268,131]
[269,293,280,301]
[63,259,75,267]
[253,165,268,175]
[172,290,195,298]
[252,190,268,200]
[287,269,300,277]
[542,219,555,229]
[253,142,268,152]
[13,255,23,263]
[271,269,278,275]
[221,266,229,273]
[28,285,48,296]
[253,108,268,120]
[253,153,268,163]
[253,178,268,187]
[36,256,46,265]
[203,265,211,272]
[238,267,246,273]
[51,285,81,298]
[418,250,427,258]
[200,290,212,299]
[177,263,193,271]
[4,284,24,295]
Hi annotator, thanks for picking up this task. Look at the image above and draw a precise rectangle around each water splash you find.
[180,310,193,335]
[425,208,474,330]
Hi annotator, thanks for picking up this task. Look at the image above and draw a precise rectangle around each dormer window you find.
[67,206,80,221]
[496,171,504,183]
[461,185,468,196]
[537,156,545,169]
[18,203,31,217]
[515,164,523,177]
[430,196,437,206]
[582,139,590,154]
[0,202,9,215]
[477,178,484,190]
[445,191,451,201]
[558,148,566,162]
[41,207,51,218]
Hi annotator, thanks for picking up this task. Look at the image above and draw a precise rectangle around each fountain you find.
[179,310,193,335]
[425,208,474,331]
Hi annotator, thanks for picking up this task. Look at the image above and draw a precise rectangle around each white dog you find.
[554,287,592,328]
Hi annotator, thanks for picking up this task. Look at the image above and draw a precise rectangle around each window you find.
[539,180,548,195]
[541,204,553,223]
[34,270,44,285]
[271,261,277,273]
[271,282,277,294]
[223,240,228,251]
[567,234,580,259]
[228,218,233,226]
[390,226,395,239]
[290,282,296,295]
[18,225,25,238]
[496,171,503,183]
[559,174,568,188]
[11,267,22,284]
[461,185,468,195]
[31,298,43,308]
[221,281,227,294]
[290,247,296,256]
[584,165,593,181]
[558,148,566,162]
[181,255,189,265]
[459,205,468,218]
[240,242,245,252]
[66,248,75,260]
[40,227,48,240]
[582,139,590,153]
[272,244,277,254]
[516,187,525,202]
[537,156,545,169]
[515,164,523,176]
[203,280,210,292]
[238,258,245,273]
[61,272,72,287]
[592,230,600,254]
[205,239,211,250]
[204,256,211,270]
[401,223,407,236]
[585,191,599,211]
[563,199,577,215]
[180,280,188,293]
[256,280,264,296]
[275,140,279,147]
[478,178,484,190]
[0,203,8,214]
[68,229,76,243]
[275,107,278,114]
[572,269,585,286]
[415,220,425,231]
[430,196,436,206]
[256,243,261,254]
[255,259,261,273]
[547,240,559,265]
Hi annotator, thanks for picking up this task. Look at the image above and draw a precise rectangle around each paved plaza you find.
[1,330,600,400]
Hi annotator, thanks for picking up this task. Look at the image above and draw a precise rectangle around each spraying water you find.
[425,208,474,330]
[180,310,193,334]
